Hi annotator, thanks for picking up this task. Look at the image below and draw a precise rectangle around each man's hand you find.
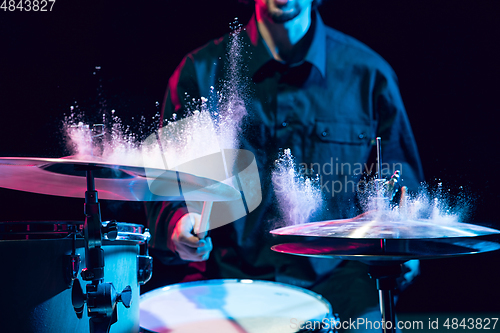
[398,259,420,291]
[171,213,213,262]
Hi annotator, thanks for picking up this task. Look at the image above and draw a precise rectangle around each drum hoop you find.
[140,278,332,315]
[0,221,149,243]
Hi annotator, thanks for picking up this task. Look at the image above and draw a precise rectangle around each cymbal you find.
[270,211,500,239]
[0,157,241,202]
[270,211,500,262]
[271,237,500,262]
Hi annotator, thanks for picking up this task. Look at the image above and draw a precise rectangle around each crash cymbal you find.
[0,157,240,202]
[270,211,500,240]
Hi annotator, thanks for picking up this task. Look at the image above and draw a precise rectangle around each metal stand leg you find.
[368,264,402,333]
[71,166,132,333]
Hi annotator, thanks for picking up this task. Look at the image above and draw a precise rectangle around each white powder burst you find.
[272,149,324,225]
[402,183,471,223]
[151,110,221,170]
[211,21,249,151]
[63,111,146,167]
[358,178,472,224]
[63,22,249,175]
[148,23,249,172]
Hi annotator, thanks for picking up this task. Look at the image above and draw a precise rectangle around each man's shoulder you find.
[185,34,231,63]
[323,25,394,73]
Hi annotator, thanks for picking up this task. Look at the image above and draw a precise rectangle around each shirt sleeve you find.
[145,54,204,265]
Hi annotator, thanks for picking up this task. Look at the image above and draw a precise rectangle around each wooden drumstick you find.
[196,201,213,239]
[399,186,407,212]
[196,148,230,239]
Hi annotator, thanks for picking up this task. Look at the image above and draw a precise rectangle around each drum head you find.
[140,279,332,333]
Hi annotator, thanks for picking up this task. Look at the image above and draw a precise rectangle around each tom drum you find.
[0,221,151,333]
[140,279,336,333]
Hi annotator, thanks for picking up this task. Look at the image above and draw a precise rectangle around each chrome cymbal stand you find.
[69,126,133,333]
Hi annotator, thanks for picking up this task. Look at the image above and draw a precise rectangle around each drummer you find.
[146,0,424,332]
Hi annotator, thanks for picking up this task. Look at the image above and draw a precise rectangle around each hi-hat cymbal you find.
[271,238,500,262]
[270,211,500,240]
[270,211,500,261]
[0,157,240,202]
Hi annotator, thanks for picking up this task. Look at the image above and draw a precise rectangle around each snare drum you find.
[140,279,335,333]
[0,221,150,333]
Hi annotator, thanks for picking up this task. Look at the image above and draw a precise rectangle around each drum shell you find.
[0,237,140,333]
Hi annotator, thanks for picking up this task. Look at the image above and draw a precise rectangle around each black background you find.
[1,0,499,316]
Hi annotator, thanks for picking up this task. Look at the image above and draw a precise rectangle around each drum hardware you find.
[137,228,153,286]
[72,280,133,332]
[367,264,402,329]
[70,165,133,333]
[372,138,414,333]
[0,154,240,332]
[102,221,119,240]
[64,224,82,288]
[0,220,149,332]
[272,218,500,333]
[272,220,500,333]
[271,137,500,333]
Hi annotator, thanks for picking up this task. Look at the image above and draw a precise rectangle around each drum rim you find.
[0,220,82,225]
[140,278,332,314]
[0,221,149,243]
[0,220,144,227]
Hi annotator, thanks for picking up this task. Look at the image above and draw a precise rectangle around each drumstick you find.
[399,186,407,213]
[195,147,231,239]
[195,149,230,239]
[196,201,213,239]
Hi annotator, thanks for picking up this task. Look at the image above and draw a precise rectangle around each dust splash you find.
[62,21,251,176]
[357,177,473,224]
[272,149,324,226]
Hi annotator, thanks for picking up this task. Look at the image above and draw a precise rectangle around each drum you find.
[140,279,336,333]
[0,221,150,333]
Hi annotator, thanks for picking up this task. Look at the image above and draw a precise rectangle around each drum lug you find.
[101,221,118,240]
[64,254,81,288]
[72,279,133,332]
[64,225,82,288]
[137,255,153,285]
[72,279,86,319]
[138,228,153,285]
[117,285,132,308]
[87,282,133,315]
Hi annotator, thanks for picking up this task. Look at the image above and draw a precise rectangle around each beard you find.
[266,0,303,23]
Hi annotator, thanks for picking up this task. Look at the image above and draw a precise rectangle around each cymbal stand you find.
[370,138,400,332]
[368,262,403,333]
[71,165,132,333]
